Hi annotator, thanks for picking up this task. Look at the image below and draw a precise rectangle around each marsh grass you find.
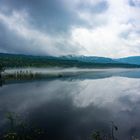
[91,122,139,140]
[91,122,118,140]
[2,70,66,82]
[1,112,44,140]
[0,112,140,140]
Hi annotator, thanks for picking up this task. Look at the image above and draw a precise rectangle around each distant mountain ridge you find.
[60,55,118,63]
[0,53,140,68]
[116,56,140,65]
[60,55,140,65]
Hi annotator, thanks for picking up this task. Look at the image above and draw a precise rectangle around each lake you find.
[0,68,140,140]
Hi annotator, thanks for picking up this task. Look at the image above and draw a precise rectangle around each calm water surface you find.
[0,69,140,140]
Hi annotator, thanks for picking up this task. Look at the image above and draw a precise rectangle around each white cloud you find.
[69,0,140,58]
[0,0,140,57]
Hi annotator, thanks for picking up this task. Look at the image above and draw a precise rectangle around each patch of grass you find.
[1,112,44,140]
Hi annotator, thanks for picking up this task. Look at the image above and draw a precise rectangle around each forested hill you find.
[0,53,140,68]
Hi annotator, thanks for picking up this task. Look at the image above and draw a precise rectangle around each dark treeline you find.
[0,64,4,78]
[0,53,140,69]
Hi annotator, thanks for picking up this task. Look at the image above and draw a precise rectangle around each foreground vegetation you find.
[0,112,139,140]
[0,112,44,140]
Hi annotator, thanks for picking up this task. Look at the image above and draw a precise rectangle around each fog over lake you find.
[0,68,140,140]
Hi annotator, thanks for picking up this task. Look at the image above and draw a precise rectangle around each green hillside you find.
[0,53,140,69]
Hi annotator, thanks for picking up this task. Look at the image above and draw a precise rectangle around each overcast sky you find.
[0,0,140,58]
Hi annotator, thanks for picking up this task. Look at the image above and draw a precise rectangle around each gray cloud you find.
[0,0,106,55]
[129,0,140,7]
[77,0,108,14]
[0,11,84,56]
[0,0,108,34]
[0,0,139,57]
[0,22,30,54]
[0,0,81,34]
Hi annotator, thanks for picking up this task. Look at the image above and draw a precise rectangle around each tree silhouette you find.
[0,64,4,79]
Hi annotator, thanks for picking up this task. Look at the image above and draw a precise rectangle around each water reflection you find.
[2,68,140,86]
[0,69,140,139]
